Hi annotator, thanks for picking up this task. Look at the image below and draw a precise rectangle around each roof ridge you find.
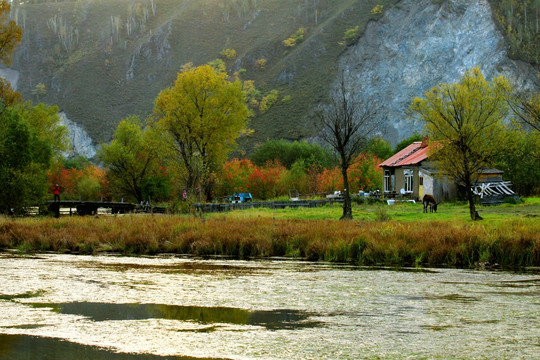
[390,143,420,166]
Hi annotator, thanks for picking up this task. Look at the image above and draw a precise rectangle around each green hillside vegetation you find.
[11,0,399,150]
[490,0,540,66]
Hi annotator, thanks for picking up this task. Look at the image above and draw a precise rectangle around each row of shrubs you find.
[1,216,538,269]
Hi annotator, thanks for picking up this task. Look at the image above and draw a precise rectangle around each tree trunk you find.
[340,166,353,220]
[466,181,482,221]
[203,175,215,202]
[135,187,143,203]
[186,170,196,197]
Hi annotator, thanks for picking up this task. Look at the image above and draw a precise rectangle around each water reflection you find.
[76,260,268,275]
[0,290,45,301]
[28,302,323,330]
[393,294,480,302]
[0,334,226,360]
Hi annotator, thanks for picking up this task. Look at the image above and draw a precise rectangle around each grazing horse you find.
[422,194,438,213]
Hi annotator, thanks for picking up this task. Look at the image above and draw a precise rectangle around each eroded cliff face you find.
[58,112,97,159]
[0,68,20,89]
[0,68,97,158]
[339,0,539,144]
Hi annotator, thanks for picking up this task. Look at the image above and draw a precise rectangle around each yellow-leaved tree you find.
[154,64,249,201]
[99,116,162,203]
[0,1,23,112]
[410,67,511,221]
[0,1,22,66]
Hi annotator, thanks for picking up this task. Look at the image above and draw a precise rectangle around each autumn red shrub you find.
[215,158,256,198]
[48,163,109,200]
[212,151,393,200]
[348,153,383,192]
[247,161,285,199]
[315,153,382,194]
[316,167,343,194]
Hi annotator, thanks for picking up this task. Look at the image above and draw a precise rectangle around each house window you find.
[404,169,413,193]
[384,169,395,193]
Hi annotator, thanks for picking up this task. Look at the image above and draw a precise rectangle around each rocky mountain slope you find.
[339,0,539,141]
[3,0,539,155]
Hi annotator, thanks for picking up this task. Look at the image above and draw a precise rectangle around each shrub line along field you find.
[0,199,538,270]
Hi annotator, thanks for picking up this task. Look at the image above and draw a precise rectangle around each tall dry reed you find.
[0,215,538,269]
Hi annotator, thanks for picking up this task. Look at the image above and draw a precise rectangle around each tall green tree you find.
[154,64,248,201]
[23,102,69,159]
[0,2,61,214]
[366,137,393,160]
[496,124,540,196]
[250,139,332,169]
[0,104,67,214]
[99,116,161,203]
[500,84,540,196]
[410,67,511,221]
[62,155,91,170]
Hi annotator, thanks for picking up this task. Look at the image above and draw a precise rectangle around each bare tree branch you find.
[508,90,540,132]
[317,71,382,220]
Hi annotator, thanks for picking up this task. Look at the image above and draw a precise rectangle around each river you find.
[0,253,538,359]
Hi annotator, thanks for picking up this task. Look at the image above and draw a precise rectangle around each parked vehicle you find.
[228,193,253,203]
[326,190,343,199]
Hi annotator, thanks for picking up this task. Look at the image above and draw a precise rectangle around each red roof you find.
[378,141,431,167]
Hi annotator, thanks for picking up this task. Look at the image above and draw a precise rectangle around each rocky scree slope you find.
[338,0,539,143]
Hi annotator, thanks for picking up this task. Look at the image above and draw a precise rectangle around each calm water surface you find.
[0,253,538,359]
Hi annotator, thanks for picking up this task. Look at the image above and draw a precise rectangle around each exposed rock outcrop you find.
[0,69,95,158]
[58,112,97,159]
[339,0,539,144]
[0,68,20,90]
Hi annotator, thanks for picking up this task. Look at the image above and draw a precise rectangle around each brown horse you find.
[422,194,438,213]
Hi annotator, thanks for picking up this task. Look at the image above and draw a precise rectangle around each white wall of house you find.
[419,169,434,198]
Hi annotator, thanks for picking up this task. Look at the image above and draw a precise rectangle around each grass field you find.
[0,198,538,269]
[210,197,540,223]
